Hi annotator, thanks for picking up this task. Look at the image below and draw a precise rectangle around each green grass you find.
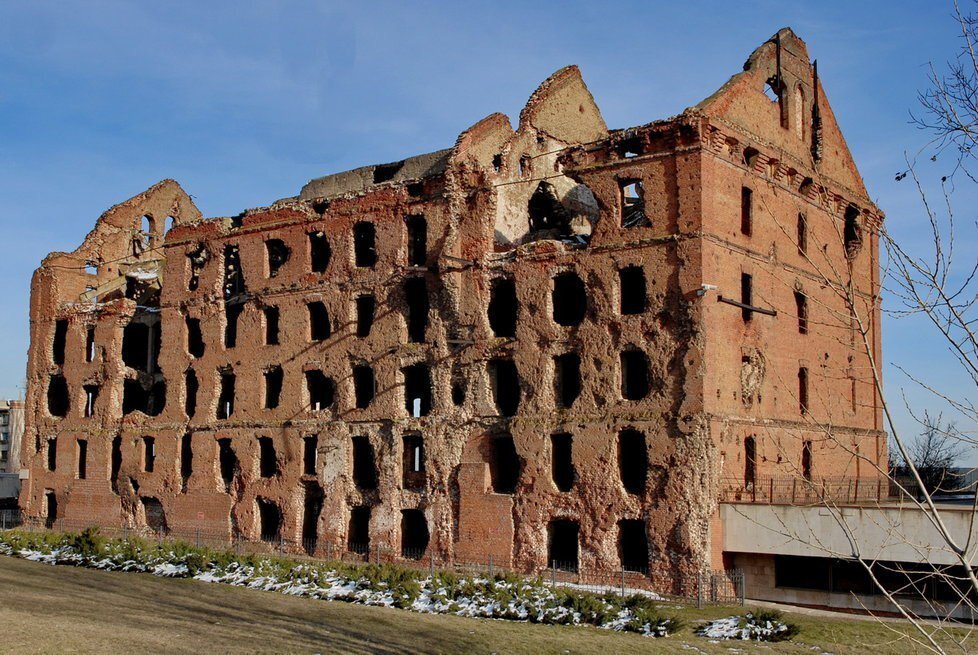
[0,554,971,654]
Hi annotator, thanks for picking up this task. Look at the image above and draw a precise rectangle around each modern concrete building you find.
[0,400,25,504]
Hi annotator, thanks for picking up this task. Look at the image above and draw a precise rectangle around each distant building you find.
[0,400,24,503]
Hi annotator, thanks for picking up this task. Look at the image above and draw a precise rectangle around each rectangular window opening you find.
[348,506,371,554]
[47,438,57,472]
[258,436,277,478]
[619,266,647,315]
[488,434,521,494]
[547,519,579,572]
[185,369,198,418]
[799,367,809,415]
[224,303,243,348]
[620,179,649,228]
[142,436,155,473]
[741,187,753,236]
[180,432,193,490]
[405,215,427,266]
[353,364,375,409]
[402,433,425,490]
[85,326,96,363]
[795,291,809,334]
[218,438,237,491]
[308,301,331,341]
[265,239,290,278]
[48,375,69,417]
[400,509,430,559]
[217,370,236,419]
[306,370,335,411]
[303,436,318,476]
[620,349,651,400]
[488,359,520,416]
[552,272,587,327]
[740,273,753,322]
[488,277,518,338]
[110,437,122,493]
[619,519,649,573]
[186,317,205,357]
[264,366,283,410]
[618,429,648,494]
[404,277,429,343]
[403,363,432,417]
[550,433,574,492]
[309,232,331,273]
[354,222,377,267]
[53,319,68,366]
[797,213,808,255]
[351,436,378,490]
[76,439,88,480]
[264,306,280,345]
[356,295,376,338]
[257,498,281,542]
[554,353,581,409]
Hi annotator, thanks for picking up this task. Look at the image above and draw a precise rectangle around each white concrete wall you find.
[722,502,978,566]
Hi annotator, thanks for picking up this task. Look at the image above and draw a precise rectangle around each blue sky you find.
[0,1,972,458]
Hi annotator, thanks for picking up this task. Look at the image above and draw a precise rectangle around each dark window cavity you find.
[400,509,429,559]
[217,369,235,419]
[354,222,377,267]
[180,433,193,491]
[222,244,245,299]
[620,349,651,400]
[46,438,57,471]
[257,498,281,542]
[404,277,428,343]
[184,369,198,418]
[353,364,375,409]
[111,437,122,493]
[741,187,753,236]
[619,266,647,315]
[308,301,331,341]
[142,436,155,473]
[405,215,427,266]
[351,436,378,490]
[619,519,649,572]
[122,319,160,373]
[403,363,432,417]
[302,482,323,553]
[744,436,757,488]
[798,367,809,414]
[797,213,808,255]
[303,436,317,476]
[489,434,521,494]
[552,272,586,327]
[218,438,238,491]
[83,384,99,418]
[844,205,862,259]
[44,491,57,528]
[488,277,517,338]
[795,292,809,334]
[264,366,283,410]
[309,231,331,273]
[76,439,87,480]
[802,440,813,481]
[48,375,69,417]
[554,352,581,409]
[488,358,520,416]
[373,161,402,183]
[741,273,753,322]
[356,295,375,338]
[258,437,277,478]
[142,497,167,533]
[547,519,579,571]
[264,306,280,345]
[224,303,243,348]
[550,433,574,492]
[618,429,648,494]
[265,239,290,277]
[402,433,425,490]
[53,320,68,366]
[528,181,571,234]
[620,179,649,228]
[186,317,205,358]
[348,506,371,553]
[306,370,335,411]
[85,326,96,363]
[122,379,166,417]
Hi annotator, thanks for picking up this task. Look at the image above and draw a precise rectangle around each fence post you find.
[375,543,380,565]
[59,518,64,533]
[429,551,434,578]
[696,571,704,609]
[488,554,493,578]
[195,527,200,549]
[2,511,5,531]
[620,567,625,599]
[550,561,556,586]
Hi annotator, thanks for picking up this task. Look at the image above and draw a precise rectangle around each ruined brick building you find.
[17,29,885,586]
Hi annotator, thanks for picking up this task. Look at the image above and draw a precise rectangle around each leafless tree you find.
[891,412,967,496]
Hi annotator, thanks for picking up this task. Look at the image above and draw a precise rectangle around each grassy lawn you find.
[0,554,967,654]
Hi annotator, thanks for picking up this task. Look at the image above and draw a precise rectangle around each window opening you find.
[265,239,290,277]
[308,301,331,341]
[302,482,323,554]
[619,266,647,315]
[550,433,574,492]
[799,367,809,415]
[404,277,428,343]
[348,506,371,553]
[618,429,648,494]
[405,215,427,266]
[403,363,432,417]
[547,519,579,572]
[844,206,862,259]
[488,277,518,338]
[802,440,813,481]
[85,326,96,363]
[143,436,155,473]
[795,292,809,334]
[264,306,280,345]
[620,349,651,400]
[141,497,167,533]
[257,498,280,542]
[353,364,375,409]
[488,358,520,416]
[218,438,238,491]
[402,433,425,490]
[77,439,88,480]
[52,320,68,366]
[356,295,375,337]
[797,213,808,255]
[185,369,198,418]
[373,161,403,183]
[741,273,753,322]
[306,370,335,411]
[222,244,245,298]
[528,181,571,234]
[186,244,209,291]
[185,317,205,357]
[47,375,69,417]
[303,436,318,476]
[354,222,377,267]
[217,369,235,419]
[47,438,57,471]
[741,187,753,236]
[83,384,98,418]
[224,303,243,348]
[552,272,586,327]
[264,366,283,410]
[309,232,331,273]
[489,434,521,494]
[400,509,429,559]
[619,519,649,572]
[351,436,377,490]
[180,433,193,490]
[122,318,160,373]
[744,436,758,489]
[44,490,57,528]
[620,179,650,228]
[110,437,122,493]
[554,352,581,409]
[258,437,277,478]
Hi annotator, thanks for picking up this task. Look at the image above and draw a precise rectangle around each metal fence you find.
[720,475,928,505]
[0,509,743,607]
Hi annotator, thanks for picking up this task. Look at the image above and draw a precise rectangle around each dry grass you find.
[0,555,970,654]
